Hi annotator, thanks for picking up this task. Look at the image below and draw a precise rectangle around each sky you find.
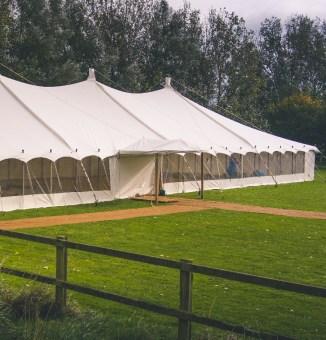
[169,0,326,30]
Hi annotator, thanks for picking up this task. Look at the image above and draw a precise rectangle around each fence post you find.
[55,235,67,313]
[178,259,193,340]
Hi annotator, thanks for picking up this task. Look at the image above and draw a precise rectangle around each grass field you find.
[178,169,326,212]
[0,172,326,339]
[0,208,326,339]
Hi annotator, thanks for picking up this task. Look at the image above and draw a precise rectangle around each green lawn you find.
[0,198,150,221]
[0,209,325,339]
[177,169,326,212]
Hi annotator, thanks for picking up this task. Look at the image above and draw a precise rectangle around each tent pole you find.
[50,162,53,194]
[292,152,294,174]
[154,153,159,205]
[22,162,25,197]
[200,152,204,199]
[215,154,221,179]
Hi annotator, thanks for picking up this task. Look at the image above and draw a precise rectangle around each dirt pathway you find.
[175,198,326,220]
[0,204,205,230]
[0,198,325,231]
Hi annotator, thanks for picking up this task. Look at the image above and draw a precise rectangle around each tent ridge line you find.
[172,88,256,151]
[0,77,73,152]
[95,82,166,140]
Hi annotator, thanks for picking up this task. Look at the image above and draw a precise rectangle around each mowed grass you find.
[0,209,325,339]
[0,198,150,221]
[178,169,326,212]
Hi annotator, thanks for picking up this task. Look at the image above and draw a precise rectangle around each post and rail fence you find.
[0,229,325,340]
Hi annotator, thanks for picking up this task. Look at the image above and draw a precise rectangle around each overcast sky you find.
[169,0,326,30]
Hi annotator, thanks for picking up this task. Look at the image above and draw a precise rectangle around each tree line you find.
[0,0,325,153]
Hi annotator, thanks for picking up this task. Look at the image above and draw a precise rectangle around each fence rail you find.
[0,229,325,340]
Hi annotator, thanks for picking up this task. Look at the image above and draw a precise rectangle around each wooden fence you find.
[0,229,325,340]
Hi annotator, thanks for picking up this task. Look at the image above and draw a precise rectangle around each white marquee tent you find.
[0,69,318,211]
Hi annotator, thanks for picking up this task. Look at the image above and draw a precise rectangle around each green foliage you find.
[0,284,168,339]
[0,300,17,339]
[285,16,326,97]
[1,286,61,319]
[144,1,203,92]
[202,10,264,125]
[267,94,326,152]
[0,0,12,68]
[259,15,326,101]
[259,15,326,146]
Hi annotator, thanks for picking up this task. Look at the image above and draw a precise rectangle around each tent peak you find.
[164,77,172,88]
[88,68,96,81]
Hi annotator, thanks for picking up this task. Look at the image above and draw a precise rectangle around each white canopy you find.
[0,69,318,162]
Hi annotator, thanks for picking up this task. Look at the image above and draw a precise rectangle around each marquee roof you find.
[0,69,318,162]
